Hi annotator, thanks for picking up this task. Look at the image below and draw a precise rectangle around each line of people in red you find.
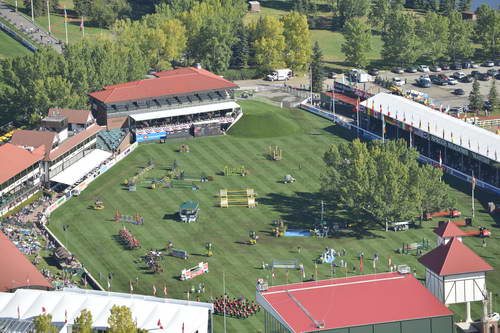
[213,296,261,319]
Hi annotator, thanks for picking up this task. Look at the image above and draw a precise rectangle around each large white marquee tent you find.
[0,288,213,333]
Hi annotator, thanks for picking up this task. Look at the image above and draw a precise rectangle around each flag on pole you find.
[427,122,430,133]
[17,306,20,319]
[388,256,392,269]
[42,307,46,313]
[314,263,318,279]
[107,279,111,291]
[163,285,167,296]
[472,174,476,191]
[80,17,84,32]
[129,281,133,293]
[355,98,360,113]
[182,322,185,333]
[439,151,442,167]
[418,119,421,129]
[157,319,163,330]
[450,131,453,143]
[65,310,68,323]
[271,270,276,280]
[64,7,67,21]
[153,285,157,296]
[359,255,363,273]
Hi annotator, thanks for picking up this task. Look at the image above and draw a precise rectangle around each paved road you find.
[0,1,62,52]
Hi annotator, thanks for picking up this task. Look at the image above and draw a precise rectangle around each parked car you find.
[471,61,479,68]
[430,65,442,72]
[453,72,466,79]
[440,63,450,70]
[430,75,448,85]
[496,73,500,80]
[487,69,498,76]
[479,73,491,81]
[438,74,449,80]
[392,67,404,74]
[462,61,472,69]
[328,72,337,79]
[451,63,463,70]
[368,68,379,76]
[406,66,418,73]
[482,60,495,67]
[392,77,406,86]
[418,65,430,72]
[495,60,500,66]
[447,78,458,85]
[453,88,465,95]
[461,75,473,83]
[416,76,431,87]
[471,70,481,78]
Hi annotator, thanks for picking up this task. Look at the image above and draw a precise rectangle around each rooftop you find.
[418,237,493,276]
[47,124,102,161]
[0,288,212,332]
[0,232,52,292]
[10,130,56,157]
[88,67,238,104]
[434,221,467,238]
[258,272,452,333]
[361,93,500,163]
[0,144,44,185]
[48,108,93,124]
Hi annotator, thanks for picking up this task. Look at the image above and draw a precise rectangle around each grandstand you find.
[97,129,128,152]
[88,66,242,142]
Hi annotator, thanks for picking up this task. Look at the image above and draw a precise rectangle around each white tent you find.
[361,93,500,162]
[50,149,112,186]
[0,288,213,333]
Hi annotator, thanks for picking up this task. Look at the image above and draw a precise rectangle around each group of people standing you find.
[213,296,261,319]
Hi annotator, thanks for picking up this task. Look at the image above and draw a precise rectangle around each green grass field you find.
[48,101,500,331]
[0,29,31,59]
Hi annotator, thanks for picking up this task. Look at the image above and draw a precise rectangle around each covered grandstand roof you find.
[130,101,240,121]
[0,288,212,333]
[0,232,52,292]
[361,93,500,163]
[89,67,238,104]
[418,237,493,276]
[50,149,112,185]
[48,108,93,124]
[258,272,452,333]
[0,144,44,185]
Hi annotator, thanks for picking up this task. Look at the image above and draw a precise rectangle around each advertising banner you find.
[136,132,167,142]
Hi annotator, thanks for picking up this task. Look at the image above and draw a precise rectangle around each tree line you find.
[340,3,499,69]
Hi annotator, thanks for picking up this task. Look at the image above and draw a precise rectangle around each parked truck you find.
[266,69,293,81]
[348,69,372,83]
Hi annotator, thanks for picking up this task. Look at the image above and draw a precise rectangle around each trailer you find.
[180,262,209,280]
[463,227,491,238]
[423,209,461,220]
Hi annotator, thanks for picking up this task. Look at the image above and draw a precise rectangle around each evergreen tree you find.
[311,41,324,92]
[448,10,474,61]
[73,0,93,17]
[369,0,391,32]
[469,79,484,113]
[382,11,420,66]
[440,0,456,15]
[231,25,249,68]
[488,79,498,114]
[457,0,472,11]
[341,18,371,68]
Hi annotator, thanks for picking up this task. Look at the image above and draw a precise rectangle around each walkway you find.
[0,1,62,52]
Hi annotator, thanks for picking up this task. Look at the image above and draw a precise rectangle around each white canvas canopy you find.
[361,93,500,162]
[0,288,212,333]
[50,149,112,185]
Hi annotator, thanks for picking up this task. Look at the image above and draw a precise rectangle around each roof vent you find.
[398,264,411,274]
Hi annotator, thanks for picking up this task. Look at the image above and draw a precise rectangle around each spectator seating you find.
[97,129,127,152]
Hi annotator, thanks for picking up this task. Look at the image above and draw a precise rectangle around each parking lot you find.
[376,66,500,109]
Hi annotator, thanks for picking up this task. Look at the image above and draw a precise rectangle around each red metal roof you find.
[259,272,452,333]
[88,67,238,104]
[434,221,467,238]
[0,144,44,185]
[418,237,493,276]
[0,231,52,291]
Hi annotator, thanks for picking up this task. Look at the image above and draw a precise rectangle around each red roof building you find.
[434,221,467,245]
[0,231,52,292]
[89,67,238,104]
[48,108,93,125]
[418,238,493,305]
[419,237,493,276]
[0,144,44,185]
[257,272,453,333]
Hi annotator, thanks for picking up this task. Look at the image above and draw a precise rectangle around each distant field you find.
[0,29,31,59]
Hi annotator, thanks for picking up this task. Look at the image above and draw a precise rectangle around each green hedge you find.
[219,68,263,81]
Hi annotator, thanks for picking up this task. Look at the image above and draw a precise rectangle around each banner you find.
[136,132,167,142]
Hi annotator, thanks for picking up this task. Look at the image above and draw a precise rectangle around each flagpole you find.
[64,6,68,44]
[30,0,34,22]
[46,0,51,34]
[472,172,476,218]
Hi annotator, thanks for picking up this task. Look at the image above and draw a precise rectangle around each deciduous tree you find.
[419,12,449,64]
[341,18,371,68]
[23,0,58,18]
[369,0,391,32]
[382,11,420,66]
[33,314,58,333]
[337,0,370,28]
[475,4,500,59]
[448,10,474,62]
[73,309,93,333]
[250,16,286,70]
[282,12,312,71]
[108,305,136,333]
